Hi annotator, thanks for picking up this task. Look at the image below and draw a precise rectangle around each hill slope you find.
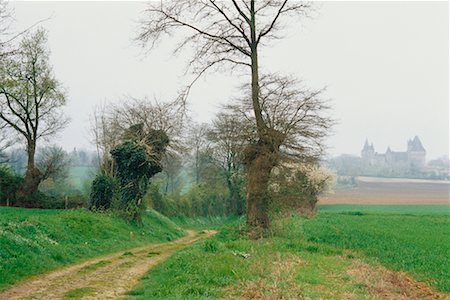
[0,207,184,290]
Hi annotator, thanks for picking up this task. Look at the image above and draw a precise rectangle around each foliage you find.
[110,129,169,220]
[89,174,117,210]
[149,182,229,218]
[0,165,21,206]
[111,142,154,209]
[270,163,335,216]
[0,207,184,290]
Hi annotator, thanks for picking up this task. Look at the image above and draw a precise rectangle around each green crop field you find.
[0,207,184,290]
[305,205,450,291]
[318,204,450,215]
[126,205,450,298]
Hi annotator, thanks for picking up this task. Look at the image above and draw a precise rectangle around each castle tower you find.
[361,139,375,165]
[407,136,426,168]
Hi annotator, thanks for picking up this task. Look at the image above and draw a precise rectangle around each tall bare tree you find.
[0,28,68,199]
[138,0,318,228]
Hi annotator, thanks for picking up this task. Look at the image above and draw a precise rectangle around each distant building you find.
[361,136,426,169]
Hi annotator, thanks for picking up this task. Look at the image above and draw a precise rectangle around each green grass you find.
[127,205,450,298]
[126,225,370,299]
[0,207,184,290]
[62,287,95,299]
[170,215,243,230]
[319,204,450,215]
[302,209,450,291]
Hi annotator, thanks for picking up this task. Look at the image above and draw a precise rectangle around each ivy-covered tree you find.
[110,126,169,220]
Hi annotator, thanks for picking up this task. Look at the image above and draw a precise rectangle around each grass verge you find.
[0,207,184,290]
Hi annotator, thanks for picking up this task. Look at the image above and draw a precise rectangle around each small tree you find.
[0,28,68,201]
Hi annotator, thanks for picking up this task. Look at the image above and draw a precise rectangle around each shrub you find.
[270,163,335,216]
[0,166,22,206]
[89,174,117,210]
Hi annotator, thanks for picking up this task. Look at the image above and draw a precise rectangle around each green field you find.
[0,207,184,290]
[126,205,450,298]
[318,204,450,215]
[306,206,450,291]
[1,205,448,298]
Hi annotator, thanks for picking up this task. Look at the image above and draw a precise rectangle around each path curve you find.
[0,230,216,300]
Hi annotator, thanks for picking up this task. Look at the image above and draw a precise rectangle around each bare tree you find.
[229,74,333,161]
[187,122,213,184]
[0,28,68,200]
[208,112,249,215]
[0,0,12,58]
[36,145,70,182]
[138,0,316,228]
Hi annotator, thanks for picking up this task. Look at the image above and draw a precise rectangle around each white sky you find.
[10,1,449,159]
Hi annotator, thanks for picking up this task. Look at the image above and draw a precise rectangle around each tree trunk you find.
[244,129,285,229]
[17,142,42,204]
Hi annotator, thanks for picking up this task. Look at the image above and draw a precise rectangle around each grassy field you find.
[319,204,450,214]
[0,207,184,290]
[126,205,450,298]
[305,205,450,291]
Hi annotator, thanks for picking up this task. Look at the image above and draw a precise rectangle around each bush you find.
[270,163,335,216]
[0,166,22,206]
[89,174,117,210]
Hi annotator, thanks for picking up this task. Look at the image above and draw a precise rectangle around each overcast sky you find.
[10,1,449,159]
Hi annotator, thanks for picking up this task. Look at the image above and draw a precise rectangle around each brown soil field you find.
[320,176,450,205]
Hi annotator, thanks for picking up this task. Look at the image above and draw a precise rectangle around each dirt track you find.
[0,230,216,300]
[320,176,450,205]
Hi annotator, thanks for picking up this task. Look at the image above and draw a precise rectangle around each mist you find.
[10,1,449,160]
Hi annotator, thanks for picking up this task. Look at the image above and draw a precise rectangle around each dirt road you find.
[0,230,216,300]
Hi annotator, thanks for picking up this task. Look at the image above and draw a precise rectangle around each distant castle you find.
[361,136,426,169]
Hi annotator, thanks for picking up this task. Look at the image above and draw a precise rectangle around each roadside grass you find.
[127,205,450,298]
[0,207,184,290]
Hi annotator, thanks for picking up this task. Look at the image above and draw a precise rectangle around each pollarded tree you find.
[91,97,185,177]
[0,28,68,200]
[223,74,333,224]
[111,127,169,221]
[138,0,316,229]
